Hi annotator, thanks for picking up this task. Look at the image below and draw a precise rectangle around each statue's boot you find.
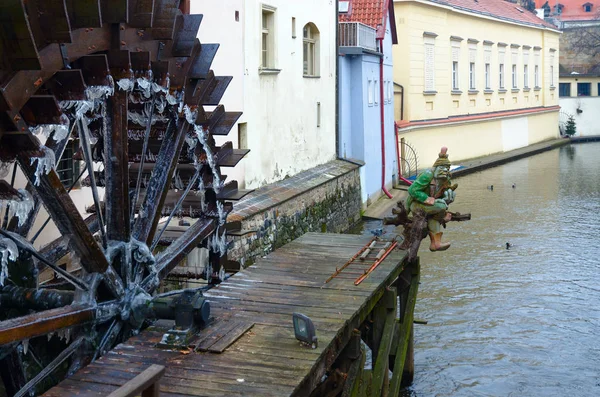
[429,232,451,251]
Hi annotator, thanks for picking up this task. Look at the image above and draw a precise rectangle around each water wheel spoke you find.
[38,213,98,268]
[130,98,156,225]
[146,218,216,290]
[30,166,89,244]
[0,306,94,346]
[16,152,109,275]
[14,336,85,397]
[76,118,108,248]
[132,117,191,245]
[104,91,130,242]
[0,229,89,291]
[93,319,123,361]
[151,168,200,251]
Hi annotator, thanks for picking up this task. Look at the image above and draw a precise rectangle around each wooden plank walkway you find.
[44,233,408,396]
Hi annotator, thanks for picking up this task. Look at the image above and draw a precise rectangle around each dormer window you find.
[553,3,564,15]
[542,2,551,17]
[584,2,593,12]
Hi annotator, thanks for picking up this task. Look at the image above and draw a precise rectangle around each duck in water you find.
[506,242,512,249]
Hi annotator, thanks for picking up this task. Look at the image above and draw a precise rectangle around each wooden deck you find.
[44,233,409,396]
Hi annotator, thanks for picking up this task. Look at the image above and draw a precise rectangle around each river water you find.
[364,143,600,396]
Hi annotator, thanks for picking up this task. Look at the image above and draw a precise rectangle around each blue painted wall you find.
[338,16,396,206]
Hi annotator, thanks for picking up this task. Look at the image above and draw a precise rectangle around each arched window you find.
[303,23,320,76]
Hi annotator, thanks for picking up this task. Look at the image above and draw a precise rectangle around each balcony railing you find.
[338,22,377,52]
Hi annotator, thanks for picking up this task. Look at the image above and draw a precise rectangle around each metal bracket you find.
[152,289,210,349]
[59,44,71,69]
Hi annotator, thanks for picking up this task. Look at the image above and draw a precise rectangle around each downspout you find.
[378,37,393,199]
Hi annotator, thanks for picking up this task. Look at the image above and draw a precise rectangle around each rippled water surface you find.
[367,143,600,396]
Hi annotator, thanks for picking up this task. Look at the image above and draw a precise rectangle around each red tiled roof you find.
[423,0,558,29]
[339,0,389,30]
[535,0,600,21]
[339,0,397,40]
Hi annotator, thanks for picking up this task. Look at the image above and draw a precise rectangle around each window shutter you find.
[484,47,492,63]
[424,41,435,91]
[452,46,460,62]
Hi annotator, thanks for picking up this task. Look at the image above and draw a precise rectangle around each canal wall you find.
[226,159,363,268]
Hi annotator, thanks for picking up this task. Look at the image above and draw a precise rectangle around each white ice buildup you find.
[30,146,56,186]
[0,237,19,286]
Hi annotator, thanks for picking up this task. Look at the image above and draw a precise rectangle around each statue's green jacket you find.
[406,168,434,210]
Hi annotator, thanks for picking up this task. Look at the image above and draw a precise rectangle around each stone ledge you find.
[228,159,362,222]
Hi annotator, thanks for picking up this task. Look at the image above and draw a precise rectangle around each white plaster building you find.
[192,0,338,189]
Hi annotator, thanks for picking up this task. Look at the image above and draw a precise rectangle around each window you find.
[303,23,319,76]
[374,79,378,105]
[261,6,276,69]
[368,78,374,105]
[534,64,539,87]
[56,141,79,187]
[512,64,517,88]
[559,83,571,97]
[550,65,554,86]
[524,64,529,88]
[468,42,477,90]
[499,47,506,89]
[451,42,460,91]
[578,82,591,96]
[424,36,435,91]
[452,61,459,90]
[292,17,296,38]
[484,44,492,90]
[584,3,592,12]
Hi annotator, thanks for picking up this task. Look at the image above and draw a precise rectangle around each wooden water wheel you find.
[0,1,248,395]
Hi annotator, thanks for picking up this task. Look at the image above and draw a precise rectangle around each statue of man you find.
[405,147,456,251]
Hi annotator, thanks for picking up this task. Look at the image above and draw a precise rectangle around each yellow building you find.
[392,0,561,167]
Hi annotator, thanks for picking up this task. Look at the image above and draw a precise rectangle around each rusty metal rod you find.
[354,241,398,285]
[77,118,107,248]
[150,167,200,251]
[325,237,377,283]
[130,98,156,226]
[0,229,89,291]
[14,336,84,397]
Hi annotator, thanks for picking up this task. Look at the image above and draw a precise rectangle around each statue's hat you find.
[432,146,451,168]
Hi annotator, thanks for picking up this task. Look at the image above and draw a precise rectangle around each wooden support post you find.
[402,326,415,388]
[106,364,165,397]
[342,347,366,397]
[389,261,420,396]
[371,287,397,396]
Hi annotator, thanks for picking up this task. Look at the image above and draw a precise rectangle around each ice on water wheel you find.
[0,1,248,395]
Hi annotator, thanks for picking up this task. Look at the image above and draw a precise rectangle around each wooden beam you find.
[104,88,130,242]
[371,288,397,395]
[389,264,420,395]
[106,364,165,397]
[133,117,189,245]
[0,305,94,345]
[17,152,109,274]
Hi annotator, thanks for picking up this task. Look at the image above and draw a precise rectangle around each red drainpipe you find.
[378,38,393,199]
